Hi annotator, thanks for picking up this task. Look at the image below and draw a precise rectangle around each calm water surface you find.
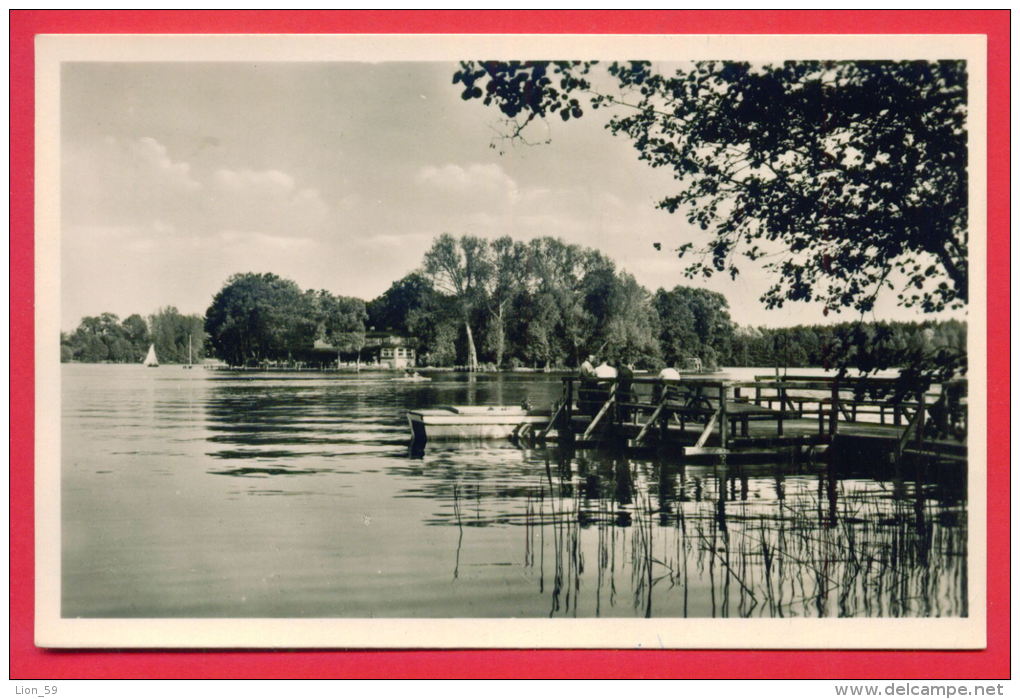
[62,364,966,618]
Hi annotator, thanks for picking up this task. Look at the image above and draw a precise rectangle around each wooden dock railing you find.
[555,374,966,456]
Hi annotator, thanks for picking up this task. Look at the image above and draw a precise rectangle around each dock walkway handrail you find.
[558,374,966,442]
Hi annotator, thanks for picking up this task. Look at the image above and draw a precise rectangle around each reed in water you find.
[424,447,966,618]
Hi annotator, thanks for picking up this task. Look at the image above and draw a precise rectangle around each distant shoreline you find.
[62,363,897,377]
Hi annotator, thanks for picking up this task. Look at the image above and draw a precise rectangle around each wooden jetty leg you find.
[694,409,720,448]
[829,381,840,437]
[633,397,667,445]
[914,389,926,448]
[719,384,728,451]
[539,402,564,441]
[581,384,617,440]
[896,402,925,461]
[566,380,576,438]
[840,400,854,422]
[777,383,785,437]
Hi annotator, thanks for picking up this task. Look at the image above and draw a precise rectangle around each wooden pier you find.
[538,374,967,466]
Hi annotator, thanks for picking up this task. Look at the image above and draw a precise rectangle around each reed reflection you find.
[406,445,967,619]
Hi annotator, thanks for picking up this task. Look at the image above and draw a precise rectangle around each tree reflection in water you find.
[426,446,966,618]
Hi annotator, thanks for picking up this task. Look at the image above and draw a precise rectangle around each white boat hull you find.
[407,406,550,442]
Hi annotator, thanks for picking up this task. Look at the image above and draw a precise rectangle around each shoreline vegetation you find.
[62,235,966,375]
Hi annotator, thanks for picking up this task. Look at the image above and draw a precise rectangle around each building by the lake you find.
[310,330,416,369]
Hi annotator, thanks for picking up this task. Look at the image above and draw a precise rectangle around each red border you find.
[10,10,1009,679]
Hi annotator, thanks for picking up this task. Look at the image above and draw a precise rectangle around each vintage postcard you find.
[34,32,987,649]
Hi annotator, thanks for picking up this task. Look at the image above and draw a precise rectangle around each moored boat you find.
[407,405,550,442]
[391,373,431,383]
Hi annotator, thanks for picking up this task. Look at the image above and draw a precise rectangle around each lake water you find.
[61,364,966,618]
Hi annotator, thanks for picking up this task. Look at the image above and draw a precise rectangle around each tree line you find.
[61,307,206,364]
[62,234,966,374]
[383,234,667,370]
[728,320,967,372]
[366,234,965,373]
[370,234,727,370]
[203,272,367,367]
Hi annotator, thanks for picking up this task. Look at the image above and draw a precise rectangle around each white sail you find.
[144,344,159,367]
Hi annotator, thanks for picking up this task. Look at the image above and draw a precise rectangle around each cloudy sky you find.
[61,61,937,331]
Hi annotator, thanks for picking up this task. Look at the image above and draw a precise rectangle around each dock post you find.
[719,383,728,450]
[659,380,669,441]
[777,381,785,437]
[829,379,840,437]
[563,379,574,441]
[914,389,926,448]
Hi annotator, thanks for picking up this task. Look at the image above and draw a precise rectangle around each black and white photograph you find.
[35,33,986,648]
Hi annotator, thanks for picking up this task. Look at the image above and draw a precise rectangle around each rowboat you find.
[407,405,551,442]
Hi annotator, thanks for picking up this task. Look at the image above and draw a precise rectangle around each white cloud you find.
[64,136,331,240]
[61,135,343,327]
[415,162,520,204]
[203,167,329,236]
[214,230,316,250]
[213,167,295,192]
[130,136,201,190]
[64,136,200,228]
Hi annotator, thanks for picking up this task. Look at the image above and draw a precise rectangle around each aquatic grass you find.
[405,446,965,618]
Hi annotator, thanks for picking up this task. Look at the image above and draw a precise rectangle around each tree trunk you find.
[935,244,968,304]
[464,321,478,371]
[494,304,505,369]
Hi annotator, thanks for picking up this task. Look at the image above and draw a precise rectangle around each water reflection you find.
[62,366,966,619]
[401,446,967,618]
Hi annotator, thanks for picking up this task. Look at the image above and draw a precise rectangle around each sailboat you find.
[143,344,159,367]
[183,334,193,369]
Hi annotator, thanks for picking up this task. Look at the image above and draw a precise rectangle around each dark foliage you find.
[454,60,967,316]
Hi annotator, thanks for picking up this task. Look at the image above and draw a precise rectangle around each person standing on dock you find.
[590,358,618,417]
[658,365,681,381]
[655,364,682,405]
[594,359,617,379]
